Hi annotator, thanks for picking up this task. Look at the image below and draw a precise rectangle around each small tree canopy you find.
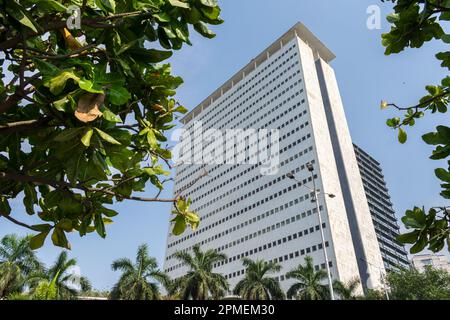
[0,0,223,249]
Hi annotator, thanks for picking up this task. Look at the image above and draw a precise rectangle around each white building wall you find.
[296,38,362,289]
[316,58,385,289]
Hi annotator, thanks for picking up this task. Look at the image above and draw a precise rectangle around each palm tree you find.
[333,277,361,300]
[173,244,229,300]
[110,244,168,300]
[286,256,329,300]
[0,262,22,298]
[28,251,90,300]
[0,234,42,297]
[233,258,284,300]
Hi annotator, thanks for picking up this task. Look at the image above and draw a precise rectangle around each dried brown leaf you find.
[75,93,105,123]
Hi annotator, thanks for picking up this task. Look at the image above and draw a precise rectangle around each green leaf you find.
[29,231,49,250]
[168,0,190,9]
[6,2,41,33]
[31,224,52,233]
[81,128,94,147]
[53,96,70,112]
[98,207,118,217]
[386,13,399,23]
[128,48,173,63]
[442,34,450,44]
[79,79,104,94]
[95,0,115,12]
[194,22,216,39]
[147,129,158,148]
[410,236,427,254]
[57,218,73,232]
[94,128,121,145]
[54,128,84,142]
[172,216,187,235]
[108,86,131,105]
[398,128,407,144]
[94,214,106,238]
[51,228,71,249]
[45,70,80,95]
[23,183,37,215]
[0,196,11,215]
[435,168,450,182]
[153,12,171,22]
[396,230,419,244]
[33,59,59,75]
[102,107,122,123]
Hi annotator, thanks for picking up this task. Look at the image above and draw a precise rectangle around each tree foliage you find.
[387,266,450,300]
[0,234,42,297]
[332,277,361,300]
[27,250,91,299]
[285,256,329,300]
[233,258,285,300]
[0,0,223,249]
[380,0,450,253]
[110,243,168,300]
[173,244,229,300]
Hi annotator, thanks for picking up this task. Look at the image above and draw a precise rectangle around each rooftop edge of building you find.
[181,22,336,125]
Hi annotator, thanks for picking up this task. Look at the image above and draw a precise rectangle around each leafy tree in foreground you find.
[380,0,450,253]
[386,266,450,300]
[233,258,285,300]
[332,277,361,300]
[0,0,223,250]
[173,244,228,300]
[27,250,91,299]
[285,256,329,300]
[110,243,168,300]
[0,234,42,297]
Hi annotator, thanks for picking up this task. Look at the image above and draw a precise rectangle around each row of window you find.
[177,73,304,183]
[186,57,301,136]
[167,226,330,273]
[166,197,325,262]
[187,137,313,215]
[167,158,317,247]
[188,123,311,204]
[188,65,302,146]
[182,135,313,206]
[227,259,333,282]
[176,89,308,191]
[191,44,298,128]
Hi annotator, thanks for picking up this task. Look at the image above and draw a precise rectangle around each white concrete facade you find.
[163,23,385,295]
[412,254,450,273]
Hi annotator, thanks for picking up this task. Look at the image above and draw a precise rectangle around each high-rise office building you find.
[354,144,410,271]
[164,22,386,294]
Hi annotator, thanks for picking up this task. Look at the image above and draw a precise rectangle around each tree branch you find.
[0,11,154,52]
[387,90,450,111]
[0,117,53,134]
[0,87,35,115]
[0,212,36,231]
[0,171,178,204]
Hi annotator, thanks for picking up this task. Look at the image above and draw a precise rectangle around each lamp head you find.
[306,163,314,172]
[286,172,295,180]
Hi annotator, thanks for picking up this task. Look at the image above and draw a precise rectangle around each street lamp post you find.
[287,163,335,300]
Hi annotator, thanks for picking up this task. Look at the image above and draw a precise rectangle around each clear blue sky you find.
[1,0,449,290]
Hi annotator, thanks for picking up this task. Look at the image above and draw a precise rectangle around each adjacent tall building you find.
[354,144,409,271]
[412,254,450,273]
[164,22,402,294]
